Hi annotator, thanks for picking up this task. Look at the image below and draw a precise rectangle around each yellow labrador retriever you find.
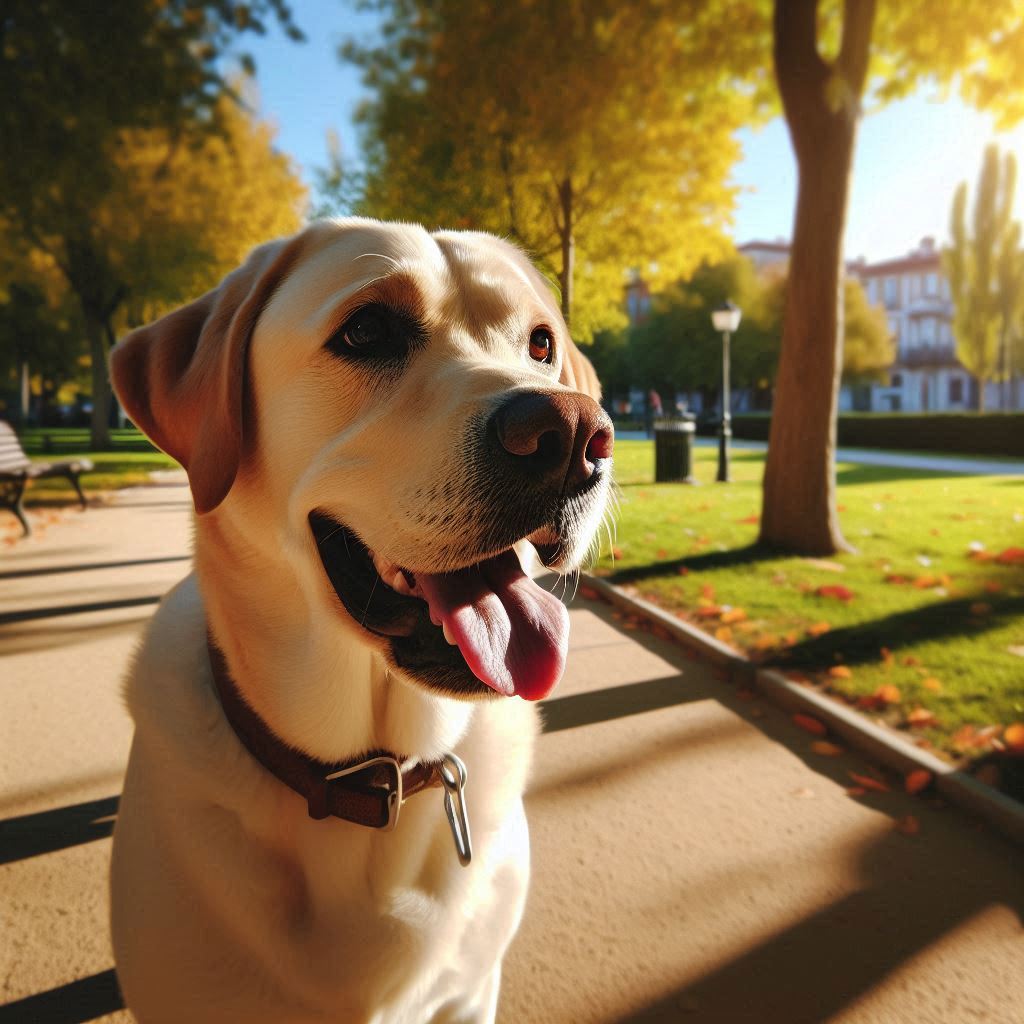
[108,219,613,1023]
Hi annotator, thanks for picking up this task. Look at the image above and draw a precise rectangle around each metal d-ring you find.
[439,752,473,867]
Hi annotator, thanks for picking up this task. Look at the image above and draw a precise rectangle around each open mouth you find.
[309,512,570,701]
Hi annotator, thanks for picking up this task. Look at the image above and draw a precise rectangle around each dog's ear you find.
[559,337,602,402]
[110,234,306,514]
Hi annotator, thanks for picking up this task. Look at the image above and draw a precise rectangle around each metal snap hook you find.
[439,752,472,867]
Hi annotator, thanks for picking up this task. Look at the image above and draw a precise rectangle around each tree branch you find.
[837,0,877,101]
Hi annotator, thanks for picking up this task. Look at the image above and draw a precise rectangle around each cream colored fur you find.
[109,220,610,1023]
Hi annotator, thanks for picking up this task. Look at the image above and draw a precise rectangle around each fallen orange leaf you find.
[720,607,747,624]
[677,565,690,576]
[736,514,759,524]
[905,769,933,794]
[828,665,853,679]
[793,713,828,736]
[700,583,716,600]
[848,771,890,793]
[1005,723,1024,751]
[902,655,921,667]
[875,684,902,705]
[884,573,910,585]
[906,706,938,728]
[714,626,733,643]
[695,604,723,619]
[995,546,1024,565]
[816,584,855,602]
[811,740,844,756]
[921,677,943,692]
[807,622,831,637]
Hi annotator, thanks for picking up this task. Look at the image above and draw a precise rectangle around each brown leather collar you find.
[207,638,444,831]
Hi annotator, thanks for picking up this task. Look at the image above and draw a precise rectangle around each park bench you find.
[0,421,93,536]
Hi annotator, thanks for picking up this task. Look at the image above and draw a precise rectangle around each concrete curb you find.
[581,574,1024,847]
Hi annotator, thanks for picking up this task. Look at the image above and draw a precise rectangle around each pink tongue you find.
[415,549,569,701]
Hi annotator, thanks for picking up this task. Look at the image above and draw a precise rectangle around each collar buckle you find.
[309,756,403,830]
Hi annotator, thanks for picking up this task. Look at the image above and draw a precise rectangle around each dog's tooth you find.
[442,621,458,646]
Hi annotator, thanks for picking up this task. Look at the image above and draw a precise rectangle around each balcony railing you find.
[896,344,961,368]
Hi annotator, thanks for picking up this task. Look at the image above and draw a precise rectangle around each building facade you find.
[740,237,980,413]
[847,237,976,413]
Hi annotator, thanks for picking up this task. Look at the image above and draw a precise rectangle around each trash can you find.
[654,415,697,484]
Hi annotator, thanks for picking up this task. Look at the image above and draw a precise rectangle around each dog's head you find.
[111,219,613,703]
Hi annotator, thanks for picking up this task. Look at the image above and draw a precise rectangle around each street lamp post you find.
[711,300,741,483]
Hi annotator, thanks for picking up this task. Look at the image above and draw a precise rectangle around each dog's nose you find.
[492,391,614,491]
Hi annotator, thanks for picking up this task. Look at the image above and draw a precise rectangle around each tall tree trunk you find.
[85,312,112,450]
[759,0,875,556]
[557,177,575,326]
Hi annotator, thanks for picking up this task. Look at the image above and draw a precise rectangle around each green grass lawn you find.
[595,440,1024,763]
[10,428,177,503]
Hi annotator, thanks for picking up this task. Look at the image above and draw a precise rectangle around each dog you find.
[108,218,614,1023]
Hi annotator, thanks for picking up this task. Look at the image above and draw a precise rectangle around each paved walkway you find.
[618,432,1024,476]
[2,483,1022,1023]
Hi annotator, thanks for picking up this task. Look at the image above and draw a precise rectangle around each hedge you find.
[731,413,1024,458]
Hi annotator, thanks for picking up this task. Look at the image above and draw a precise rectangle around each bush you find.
[731,413,1024,458]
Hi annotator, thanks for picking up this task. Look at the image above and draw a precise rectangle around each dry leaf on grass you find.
[1005,723,1024,751]
[816,584,855,602]
[995,546,1024,565]
[906,707,938,728]
[807,622,831,637]
[921,677,943,692]
[720,607,747,624]
[876,684,902,705]
[828,665,853,679]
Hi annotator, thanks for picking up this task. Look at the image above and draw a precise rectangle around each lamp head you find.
[711,300,742,333]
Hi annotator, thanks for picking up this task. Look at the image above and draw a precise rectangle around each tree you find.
[0,0,303,447]
[945,145,1024,412]
[840,277,894,384]
[760,0,1024,554]
[611,258,889,406]
[1,95,307,436]
[342,0,768,340]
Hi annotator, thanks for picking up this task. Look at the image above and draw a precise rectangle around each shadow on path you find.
[0,970,123,1024]
[0,554,189,582]
[0,595,162,627]
[0,795,120,865]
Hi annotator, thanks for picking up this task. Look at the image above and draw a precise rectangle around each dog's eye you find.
[529,328,554,364]
[326,303,425,363]
[338,308,388,351]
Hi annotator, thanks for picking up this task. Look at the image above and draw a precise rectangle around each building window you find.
[884,276,898,307]
[921,317,936,344]
[949,377,963,403]
[892,373,903,388]
[868,279,878,304]
[925,272,938,296]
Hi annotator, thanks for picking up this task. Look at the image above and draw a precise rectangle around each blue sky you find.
[242,1,1024,264]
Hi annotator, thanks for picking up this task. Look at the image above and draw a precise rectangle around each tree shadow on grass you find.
[607,543,776,585]
[766,592,1024,672]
